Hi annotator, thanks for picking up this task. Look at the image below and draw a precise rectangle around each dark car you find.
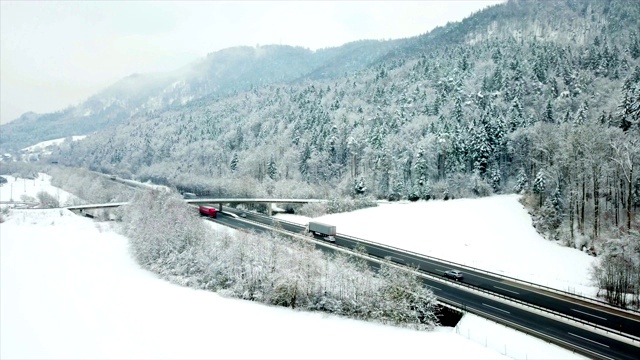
[444,269,463,281]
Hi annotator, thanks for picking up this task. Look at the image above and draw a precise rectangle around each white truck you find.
[307,221,336,242]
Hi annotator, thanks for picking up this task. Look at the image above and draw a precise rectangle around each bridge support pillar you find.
[267,203,273,216]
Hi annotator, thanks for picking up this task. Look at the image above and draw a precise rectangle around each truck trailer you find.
[199,205,217,218]
[307,221,336,242]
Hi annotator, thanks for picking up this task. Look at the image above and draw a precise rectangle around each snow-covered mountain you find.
[0,40,400,153]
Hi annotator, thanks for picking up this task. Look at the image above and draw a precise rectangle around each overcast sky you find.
[0,1,502,124]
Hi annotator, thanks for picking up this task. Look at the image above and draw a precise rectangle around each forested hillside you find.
[0,41,399,152]
[0,0,632,308]
[56,0,639,245]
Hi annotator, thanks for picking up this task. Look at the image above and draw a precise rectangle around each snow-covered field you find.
[0,175,582,359]
[276,196,598,298]
[0,173,78,205]
[21,135,86,153]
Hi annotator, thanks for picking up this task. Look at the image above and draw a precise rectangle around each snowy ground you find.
[276,196,599,299]
[0,173,78,206]
[0,175,583,359]
[21,135,86,153]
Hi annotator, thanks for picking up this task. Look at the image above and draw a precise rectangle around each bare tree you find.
[611,131,639,233]
[36,191,59,208]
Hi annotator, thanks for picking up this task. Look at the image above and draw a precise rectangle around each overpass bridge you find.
[66,198,326,215]
[185,198,327,215]
[66,202,130,211]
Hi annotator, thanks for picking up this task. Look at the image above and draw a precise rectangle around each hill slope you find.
[3,0,639,278]
[0,40,399,152]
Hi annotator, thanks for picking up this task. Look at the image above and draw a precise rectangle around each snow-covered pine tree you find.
[543,101,554,123]
[539,196,562,237]
[533,169,547,207]
[268,157,278,180]
[574,101,589,126]
[388,171,403,201]
[230,153,239,172]
[408,183,420,202]
[490,167,501,192]
[551,185,564,216]
[353,176,367,196]
[299,145,310,180]
[619,78,640,132]
[413,146,428,186]
[514,168,528,193]
[421,180,432,200]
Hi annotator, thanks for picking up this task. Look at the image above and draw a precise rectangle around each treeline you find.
[122,190,438,330]
[0,160,41,180]
[517,120,639,244]
[0,163,135,206]
[47,167,135,206]
[56,0,639,217]
[46,0,640,307]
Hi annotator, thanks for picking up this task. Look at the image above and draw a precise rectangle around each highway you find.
[210,210,640,359]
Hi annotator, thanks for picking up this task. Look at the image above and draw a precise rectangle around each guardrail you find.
[437,268,640,345]
[339,232,640,343]
[221,213,638,356]
[264,214,634,312]
[255,215,640,342]
[208,212,640,358]
[226,211,637,315]
[331,229,639,315]
[440,297,615,360]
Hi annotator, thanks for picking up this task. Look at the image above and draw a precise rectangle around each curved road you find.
[210,210,639,359]
[222,209,640,336]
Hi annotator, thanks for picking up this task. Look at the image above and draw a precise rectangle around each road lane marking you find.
[435,268,446,273]
[494,286,520,295]
[572,308,608,321]
[426,285,441,291]
[482,303,510,314]
[568,332,610,348]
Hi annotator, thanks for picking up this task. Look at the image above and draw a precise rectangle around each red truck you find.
[199,205,217,218]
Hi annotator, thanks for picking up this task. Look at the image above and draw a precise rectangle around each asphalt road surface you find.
[208,209,640,359]
[220,210,640,336]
